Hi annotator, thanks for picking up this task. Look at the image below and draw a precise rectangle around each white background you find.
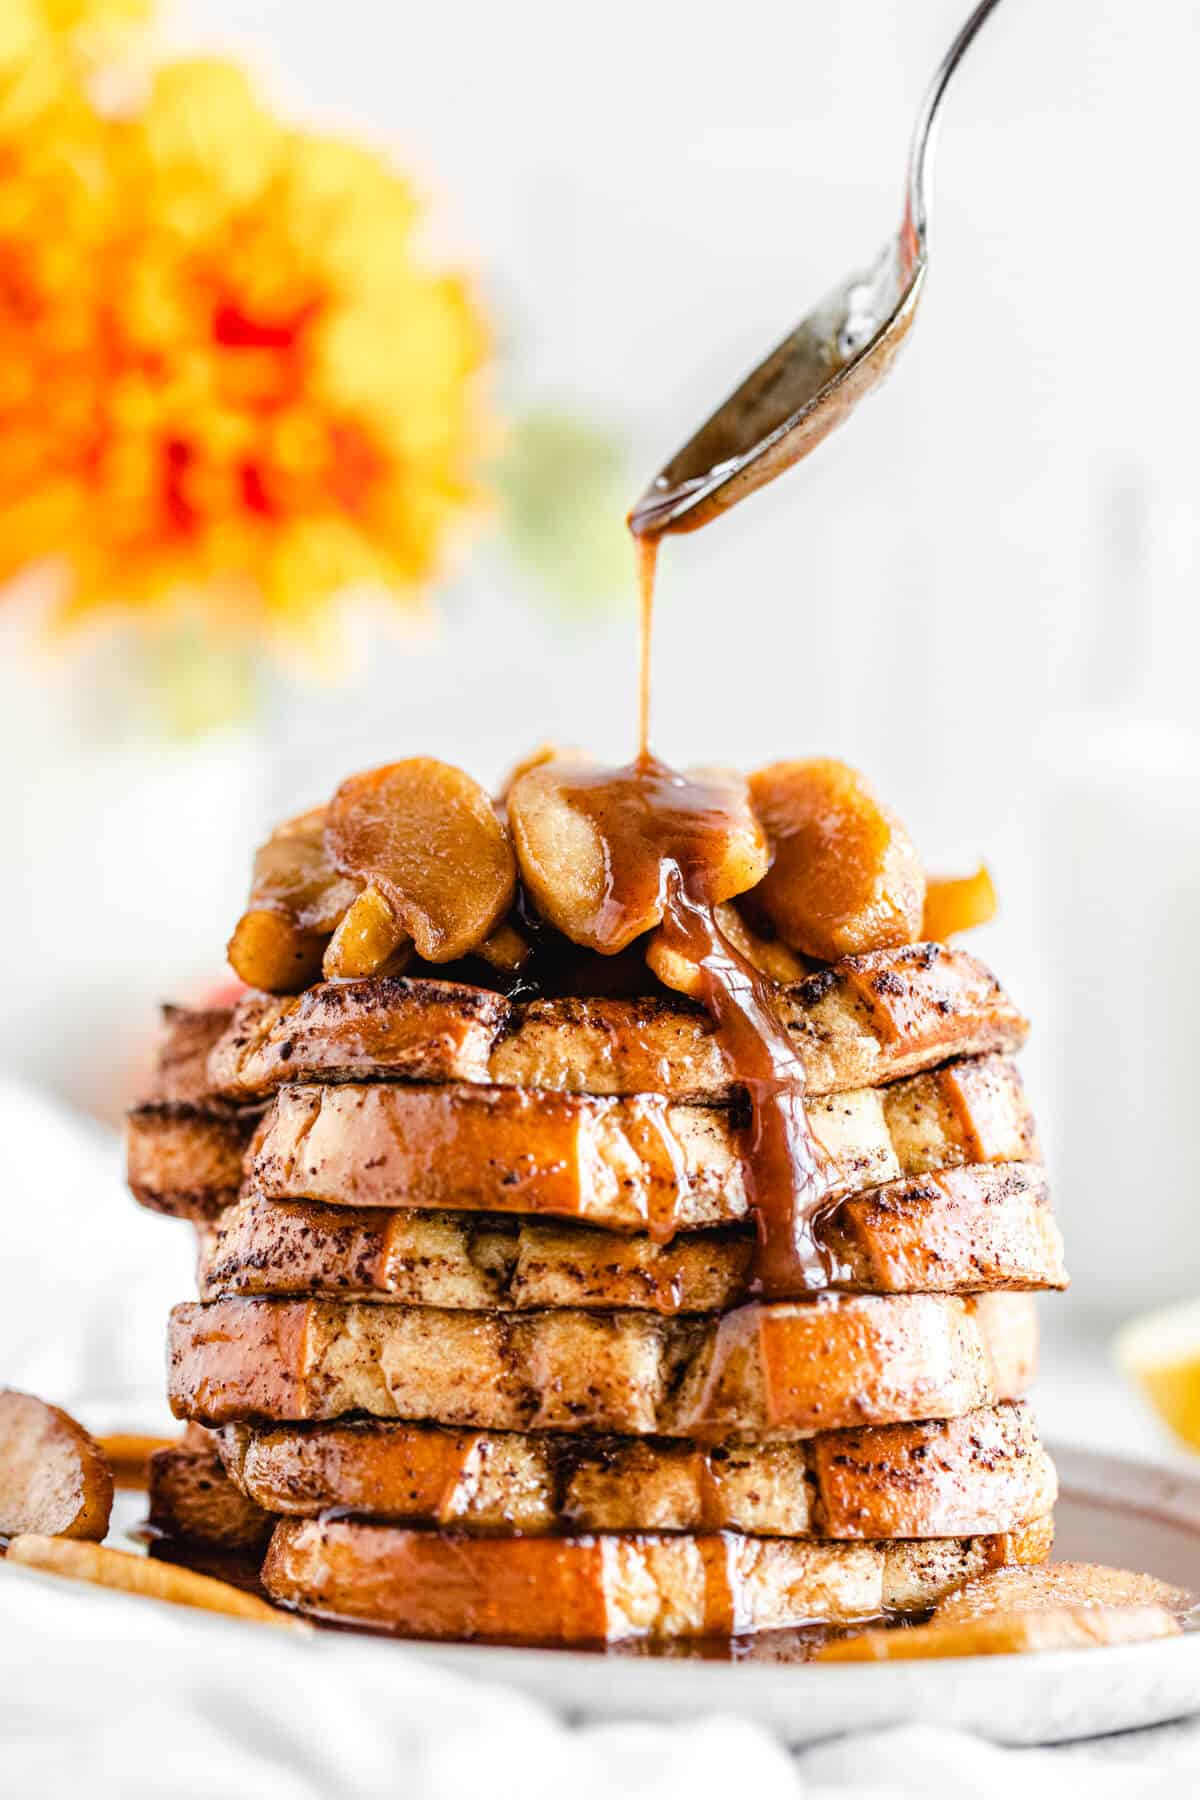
[3,0,1199,1317]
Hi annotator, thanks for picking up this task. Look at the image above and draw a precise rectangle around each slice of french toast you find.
[207,943,1027,1104]
[932,1559,1192,1622]
[260,1513,1054,1642]
[167,1291,1037,1437]
[820,1561,1189,1660]
[126,1107,255,1222]
[133,1048,1036,1229]
[126,1006,262,1221]
[200,1161,1064,1308]
[214,1400,1054,1540]
[246,1052,1037,1236]
[148,1426,274,1553]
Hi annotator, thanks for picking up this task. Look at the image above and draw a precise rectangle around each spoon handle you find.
[906,0,1006,252]
[629,0,1011,537]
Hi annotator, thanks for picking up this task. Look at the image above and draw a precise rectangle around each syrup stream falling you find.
[635,534,659,758]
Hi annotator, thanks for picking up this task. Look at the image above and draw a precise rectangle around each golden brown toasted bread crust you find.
[148,1432,274,1552]
[167,1291,1036,1438]
[246,1053,1037,1237]
[201,1161,1064,1309]
[127,1005,262,1220]
[260,1513,1054,1642]
[217,1401,1054,1540]
[126,1106,254,1221]
[207,944,1027,1103]
[150,1006,246,1109]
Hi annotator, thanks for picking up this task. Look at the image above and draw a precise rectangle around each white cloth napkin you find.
[2,1074,1198,1798]
[5,1566,1200,1800]
[0,1077,192,1418]
[5,1566,1199,1800]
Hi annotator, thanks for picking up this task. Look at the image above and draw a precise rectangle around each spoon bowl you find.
[629,0,1004,537]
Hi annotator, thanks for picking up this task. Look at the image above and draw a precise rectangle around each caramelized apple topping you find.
[476,921,532,973]
[227,808,359,993]
[0,1389,113,1541]
[713,901,809,984]
[229,746,940,995]
[326,759,516,964]
[644,931,702,1000]
[923,865,997,941]
[748,758,925,961]
[227,910,327,994]
[508,756,768,954]
[322,885,412,980]
[256,807,360,934]
[647,900,808,999]
[497,744,588,804]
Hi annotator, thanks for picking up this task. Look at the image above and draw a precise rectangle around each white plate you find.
[103,1440,1200,1748]
[336,1444,1200,1748]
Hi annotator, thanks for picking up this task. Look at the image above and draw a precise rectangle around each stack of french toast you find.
[128,751,1066,1646]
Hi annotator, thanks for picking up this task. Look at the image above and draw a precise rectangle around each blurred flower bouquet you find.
[0,0,488,726]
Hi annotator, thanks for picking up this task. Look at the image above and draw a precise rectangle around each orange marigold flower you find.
[0,40,489,649]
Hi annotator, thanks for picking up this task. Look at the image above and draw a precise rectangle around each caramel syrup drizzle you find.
[562,534,837,1294]
[658,873,834,1294]
[635,534,659,758]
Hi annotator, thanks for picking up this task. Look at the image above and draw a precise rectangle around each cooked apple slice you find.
[4,1536,302,1627]
[507,756,610,949]
[250,807,361,935]
[933,1561,1191,1623]
[326,759,516,964]
[715,903,809,985]
[0,1390,113,1540]
[644,932,703,1000]
[646,901,808,999]
[923,865,997,941]
[227,910,327,994]
[509,758,767,954]
[817,1605,1179,1662]
[497,744,589,803]
[476,921,532,973]
[227,807,360,993]
[748,758,925,961]
[322,885,412,980]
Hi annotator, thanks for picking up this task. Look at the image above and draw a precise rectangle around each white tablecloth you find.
[2,1075,1198,1799]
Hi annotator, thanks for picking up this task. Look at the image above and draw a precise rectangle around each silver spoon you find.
[628,0,1006,537]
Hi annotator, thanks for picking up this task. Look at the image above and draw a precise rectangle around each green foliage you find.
[493,409,632,610]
